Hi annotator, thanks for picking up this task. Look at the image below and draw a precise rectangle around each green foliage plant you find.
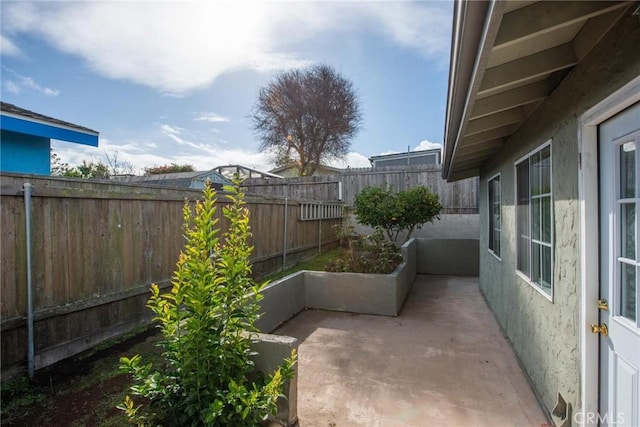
[144,163,196,175]
[50,157,110,179]
[353,185,443,243]
[325,228,402,274]
[332,207,357,248]
[118,179,296,426]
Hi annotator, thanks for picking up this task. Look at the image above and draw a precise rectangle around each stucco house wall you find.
[477,11,640,416]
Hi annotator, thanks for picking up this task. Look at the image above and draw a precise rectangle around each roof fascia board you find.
[443,0,490,178]
[1,110,99,136]
[0,115,99,147]
[444,0,505,181]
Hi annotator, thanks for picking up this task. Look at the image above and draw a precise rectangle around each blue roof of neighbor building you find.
[0,102,99,146]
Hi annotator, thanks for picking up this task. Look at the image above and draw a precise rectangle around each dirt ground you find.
[1,328,161,427]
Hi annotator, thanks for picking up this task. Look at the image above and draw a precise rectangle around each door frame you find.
[578,75,640,426]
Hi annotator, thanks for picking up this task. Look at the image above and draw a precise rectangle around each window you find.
[516,143,553,297]
[488,174,501,258]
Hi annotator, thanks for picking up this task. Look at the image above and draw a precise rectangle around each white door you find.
[598,101,640,427]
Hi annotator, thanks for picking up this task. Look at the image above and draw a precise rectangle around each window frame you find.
[514,140,554,301]
[487,173,502,260]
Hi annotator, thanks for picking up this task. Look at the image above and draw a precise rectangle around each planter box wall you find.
[256,272,306,333]
[396,238,417,308]
[250,333,299,427]
[257,238,417,332]
[304,270,399,316]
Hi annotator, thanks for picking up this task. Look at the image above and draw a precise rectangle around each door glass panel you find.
[620,141,636,199]
[621,203,636,260]
[620,262,636,321]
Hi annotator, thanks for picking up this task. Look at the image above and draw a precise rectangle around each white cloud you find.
[53,134,376,177]
[194,112,230,123]
[379,149,400,155]
[160,124,183,136]
[0,35,21,56]
[327,151,372,169]
[160,123,193,146]
[2,1,451,95]
[20,76,60,96]
[363,2,452,61]
[52,137,275,175]
[414,139,442,151]
[1,67,60,96]
[4,80,20,94]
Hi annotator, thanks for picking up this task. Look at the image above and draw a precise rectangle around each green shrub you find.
[325,228,402,274]
[118,179,296,426]
[353,185,442,243]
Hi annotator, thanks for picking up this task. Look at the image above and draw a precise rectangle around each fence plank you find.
[244,165,478,213]
[1,195,17,317]
[0,173,342,377]
[1,166,474,377]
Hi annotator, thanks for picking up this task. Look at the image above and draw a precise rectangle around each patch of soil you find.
[2,328,160,427]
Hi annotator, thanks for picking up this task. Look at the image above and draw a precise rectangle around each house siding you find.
[478,10,640,419]
[0,130,50,175]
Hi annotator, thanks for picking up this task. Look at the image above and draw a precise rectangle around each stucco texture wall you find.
[478,11,640,420]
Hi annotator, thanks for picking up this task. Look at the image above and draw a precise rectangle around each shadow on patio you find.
[274,275,548,427]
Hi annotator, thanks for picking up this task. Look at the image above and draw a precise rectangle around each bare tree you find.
[253,64,361,176]
[104,149,134,176]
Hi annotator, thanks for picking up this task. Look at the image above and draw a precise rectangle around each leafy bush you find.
[353,185,442,243]
[118,180,296,426]
[325,228,402,274]
[143,163,196,175]
[332,208,357,248]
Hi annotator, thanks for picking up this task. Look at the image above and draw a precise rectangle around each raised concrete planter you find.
[257,238,417,332]
[250,333,298,427]
[305,237,416,316]
[253,241,416,426]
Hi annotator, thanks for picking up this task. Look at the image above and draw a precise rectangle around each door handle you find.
[590,323,608,336]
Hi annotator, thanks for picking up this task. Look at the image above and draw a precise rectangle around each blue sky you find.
[1,1,452,173]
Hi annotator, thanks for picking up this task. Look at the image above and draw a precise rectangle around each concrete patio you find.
[274,275,549,427]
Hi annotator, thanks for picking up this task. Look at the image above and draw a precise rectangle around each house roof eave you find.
[442,1,633,182]
[443,0,502,181]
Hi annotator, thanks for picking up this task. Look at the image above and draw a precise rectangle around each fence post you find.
[318,202,322,254]
[23,183,35,379]
[283,197,288,270]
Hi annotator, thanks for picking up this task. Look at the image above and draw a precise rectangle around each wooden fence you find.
[1,174,341,378]
[243,165,478,213]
